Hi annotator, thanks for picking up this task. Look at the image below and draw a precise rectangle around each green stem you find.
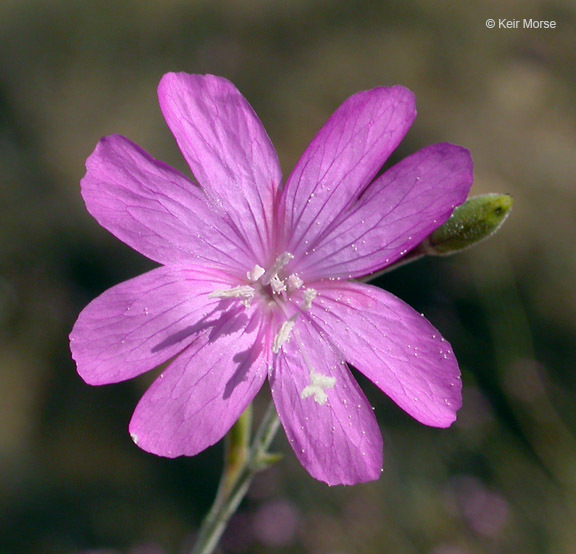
[190,401,281,554]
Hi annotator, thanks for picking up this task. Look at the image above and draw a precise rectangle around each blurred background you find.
[1,0,575,552]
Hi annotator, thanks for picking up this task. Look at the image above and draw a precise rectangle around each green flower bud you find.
[424,193,513,256]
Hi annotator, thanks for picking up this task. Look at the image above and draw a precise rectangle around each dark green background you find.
[1,1,575,552]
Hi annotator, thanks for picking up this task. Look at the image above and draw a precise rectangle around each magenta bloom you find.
[70,73,473,485]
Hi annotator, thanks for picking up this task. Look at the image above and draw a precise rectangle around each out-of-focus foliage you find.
[1,1,575,552]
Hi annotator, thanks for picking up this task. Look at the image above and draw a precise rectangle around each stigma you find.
[301,371,336,405]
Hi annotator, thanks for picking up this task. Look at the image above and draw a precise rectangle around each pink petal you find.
[310,281,462,427]
[295,143,473,280]
[129,312,270,457]
[70,265,242,385]
[279,86,416,261]
[158,73,282,265]
[270,321,383,485]
[81,135,252,273]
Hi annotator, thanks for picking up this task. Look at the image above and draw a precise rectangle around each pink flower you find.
[70,73,473,485]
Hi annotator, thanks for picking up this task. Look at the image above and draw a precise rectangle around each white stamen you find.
[262,252,294,285]
[274,251,294,270]
[301,371,336,405]
[209,285,254,301]
[302,288,317,311]
[270,275,287,294]
[246,265,265,282]
[272,317,296,353]
[287,274,304,291]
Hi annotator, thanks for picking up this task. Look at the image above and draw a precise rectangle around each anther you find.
[287,274,303,291]
[272,316,297,353]
[302,288,317,311]
[261,252,294,285]
[246,265,265,282]
[209,285,255,306]
[209,285,255,300]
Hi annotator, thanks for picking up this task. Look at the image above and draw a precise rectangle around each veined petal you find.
[279,86,416,260]
[158,73,282,265]
[270,322,383,486]
[310,282,462,427]
[70,266,243,385]
[129,312,270,457]
[295,144,473,280]
[81,135,251,273]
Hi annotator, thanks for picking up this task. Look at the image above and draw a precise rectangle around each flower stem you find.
[190,401,281,554]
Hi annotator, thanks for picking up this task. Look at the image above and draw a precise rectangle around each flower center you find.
[211,252,314,306]
[209,252,333,406]
[209,251,318,348]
